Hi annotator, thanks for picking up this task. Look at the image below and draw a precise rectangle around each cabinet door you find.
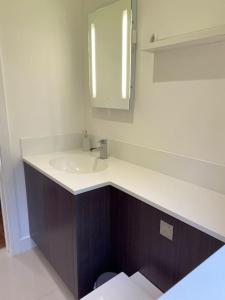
[24,164,78,298]
[75,187,111,298]
[24,164,50,259]
[111,188,142,275]
[44,176,77,296]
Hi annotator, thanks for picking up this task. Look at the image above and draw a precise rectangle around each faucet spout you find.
[90,140,108,159]
[90,147,101,152]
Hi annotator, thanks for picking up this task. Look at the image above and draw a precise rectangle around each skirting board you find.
[10,236,35,256]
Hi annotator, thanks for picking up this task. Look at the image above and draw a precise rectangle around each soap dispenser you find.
[82,130,90,152]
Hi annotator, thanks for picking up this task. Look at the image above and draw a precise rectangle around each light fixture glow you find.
[122,9,128,99]
[91,23,97,98]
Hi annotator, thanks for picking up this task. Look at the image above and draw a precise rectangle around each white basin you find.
[49,153,108,174]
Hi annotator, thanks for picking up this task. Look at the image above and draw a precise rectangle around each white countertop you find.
[159,245,225,300]
[23,149,225,243]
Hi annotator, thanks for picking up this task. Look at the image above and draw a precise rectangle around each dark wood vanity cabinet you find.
[24,164,111,299]
[24,163,224,299]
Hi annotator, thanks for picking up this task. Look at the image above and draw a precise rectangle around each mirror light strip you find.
[91,23,97,98]
[122,9,128,99]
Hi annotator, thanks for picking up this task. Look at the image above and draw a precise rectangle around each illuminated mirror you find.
[88,0,136,110]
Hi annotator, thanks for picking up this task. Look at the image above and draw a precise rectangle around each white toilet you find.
[81,272,163,300]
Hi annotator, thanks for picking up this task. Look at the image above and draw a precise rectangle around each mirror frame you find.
[88,0,137,110]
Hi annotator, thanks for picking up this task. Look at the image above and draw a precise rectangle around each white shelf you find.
[142,24,225,53]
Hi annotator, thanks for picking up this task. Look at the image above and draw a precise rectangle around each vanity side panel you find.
[75,187,111,299]
[110,187,224,292]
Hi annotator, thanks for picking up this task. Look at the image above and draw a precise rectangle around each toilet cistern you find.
[90,139,108,160]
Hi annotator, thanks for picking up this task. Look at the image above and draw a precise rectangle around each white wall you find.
[85,0,225,167]
[0,0,85,253]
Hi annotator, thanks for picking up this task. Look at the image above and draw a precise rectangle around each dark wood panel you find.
[75,187,111,298]
[44,176,77,296]
[110,190,142,275]
[24,165,50,259]
[110,187,224,292]
[24,164,78,298]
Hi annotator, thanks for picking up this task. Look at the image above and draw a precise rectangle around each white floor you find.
[0,247,163,300]
[0,248,74,300]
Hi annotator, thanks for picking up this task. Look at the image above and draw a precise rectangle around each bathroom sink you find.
[49,153,108,174]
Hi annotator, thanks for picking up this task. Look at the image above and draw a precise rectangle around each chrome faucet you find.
[90,139,108,159]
